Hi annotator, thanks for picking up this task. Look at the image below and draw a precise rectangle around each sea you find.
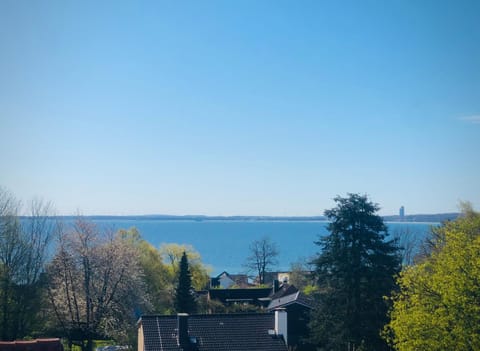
[82,219,437,275]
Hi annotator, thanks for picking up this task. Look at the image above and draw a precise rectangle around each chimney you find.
[273,279,280,293]
[177,313,189,347]
[275,308,288,345]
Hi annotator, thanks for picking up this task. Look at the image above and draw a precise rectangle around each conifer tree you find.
[310,194,401,351]
[174,251,197,314]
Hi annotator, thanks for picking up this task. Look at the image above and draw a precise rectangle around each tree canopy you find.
[385,204,480,351]
[310,193,401,351]
[0,187,215,345]
[118,228,173,314]
[46,219,148,351]
[159,243,211,290]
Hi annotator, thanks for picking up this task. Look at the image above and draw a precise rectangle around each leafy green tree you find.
[289,259,315,293]
[310,194,401,351]
[174,252,197,314]
[384,204,480,351]
[159,243,211,290]
[116,234,210,314]
[118,228,172,313]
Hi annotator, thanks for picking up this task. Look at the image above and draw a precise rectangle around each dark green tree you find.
[174,252,197,314]
[310,194,401,351]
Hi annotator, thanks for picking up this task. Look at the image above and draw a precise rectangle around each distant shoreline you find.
[23,213,459,223]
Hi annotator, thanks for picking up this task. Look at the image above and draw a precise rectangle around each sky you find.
[0,0,479,216]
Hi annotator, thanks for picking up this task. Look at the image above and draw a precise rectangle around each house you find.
[267,291,314,350]
[210,272,250,289]
[138,311,288,351]
[208,287,272,308]
[0,339,63,351]
[260,272,291,286]
[267,290,313,311]
[270,282,299,298]
[207,280,301,310]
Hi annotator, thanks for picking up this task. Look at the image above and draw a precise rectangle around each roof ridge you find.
[141,312,276,319]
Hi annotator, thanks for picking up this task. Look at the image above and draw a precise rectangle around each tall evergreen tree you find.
[310,194,401,351]
[174,252,197,314]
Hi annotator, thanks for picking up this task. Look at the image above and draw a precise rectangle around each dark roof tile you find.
[209,288,271,303]
[140,313,287,351]
[267,291,314,311]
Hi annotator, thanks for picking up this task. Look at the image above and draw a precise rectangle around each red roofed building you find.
[0,339,63,351]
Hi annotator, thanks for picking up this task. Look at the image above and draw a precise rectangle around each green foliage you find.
[303,284,318,296]
[226,302,263,313]
[196,295,263,314]
[196,295,226,314]
[117,232,211,314]
[118,228,172,314]
[159,243,211,291]
[174,252,197,314]
[385,205,480,351]
[289,259,315,293]
[310,193,401,351]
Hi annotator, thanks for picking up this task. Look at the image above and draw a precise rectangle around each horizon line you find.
[24,212,460,219]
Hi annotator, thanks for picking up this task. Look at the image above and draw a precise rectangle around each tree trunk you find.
[87,337,94,351]
[1,277,10,340]
[80,338,94,351]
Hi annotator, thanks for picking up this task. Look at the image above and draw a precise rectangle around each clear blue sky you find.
[1,0,479,216]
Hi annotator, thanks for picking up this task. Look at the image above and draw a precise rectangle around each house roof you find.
[267,291,314,311]
[0,339,63,351]
[213,271,248,281]
[270,284,299,300]
[140,313,288,351]
[209,288,271,303]
[210,272,251,289]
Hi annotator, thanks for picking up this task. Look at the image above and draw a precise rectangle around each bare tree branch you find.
[47,217,149,351]
[243,236,279,284]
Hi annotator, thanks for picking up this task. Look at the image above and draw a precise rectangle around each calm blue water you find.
[86,220,436,275]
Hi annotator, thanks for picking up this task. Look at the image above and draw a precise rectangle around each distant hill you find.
[44,213,459,223]
[49,214,328,221]
[382,213,459,223]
